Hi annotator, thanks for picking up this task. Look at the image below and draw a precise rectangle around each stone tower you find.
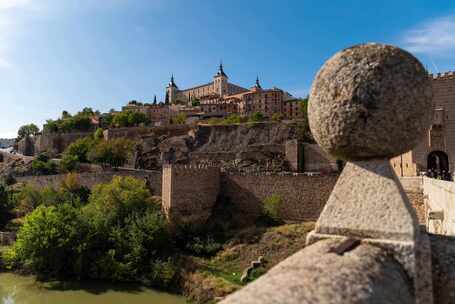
[213,63,228,97]
[166,74,179,104]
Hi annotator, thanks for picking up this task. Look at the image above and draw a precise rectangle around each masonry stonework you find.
[221,173,338,222]
[162,165,220,227]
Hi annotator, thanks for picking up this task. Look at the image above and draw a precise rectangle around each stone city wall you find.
[221,173,339,222]
[103,127,152,141]
[303,143,338,172]
[162,165,220,227]
[16,169,162,195]
[423,177,455,235]
[34,132,93,155]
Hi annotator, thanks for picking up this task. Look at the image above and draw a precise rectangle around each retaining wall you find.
[423,177,455,235]
[16,169,163,195]
[221,173,339,222]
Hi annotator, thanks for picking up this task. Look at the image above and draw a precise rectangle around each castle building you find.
[391,72,455,177]
[123,64,305,126]
[167,64,303,120]
[165,64,248,105]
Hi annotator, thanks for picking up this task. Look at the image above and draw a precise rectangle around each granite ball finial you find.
[308,43,433,161]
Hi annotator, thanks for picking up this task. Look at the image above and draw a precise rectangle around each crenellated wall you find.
[16,169,163,195]
[162,164,220,227]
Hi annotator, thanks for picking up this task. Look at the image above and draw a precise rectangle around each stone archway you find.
[427,151,449,175]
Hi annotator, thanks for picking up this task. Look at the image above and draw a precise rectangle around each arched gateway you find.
[427,150,449,175]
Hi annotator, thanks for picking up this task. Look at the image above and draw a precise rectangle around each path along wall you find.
[423,177,455,235]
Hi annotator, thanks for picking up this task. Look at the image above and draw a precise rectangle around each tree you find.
[62,111,71,119]
[87,138,135,167]
[17,124,39,140]
[249,112,265,123]
[63,136,96,163]
[7,204,89,276]
[171,113,187,125]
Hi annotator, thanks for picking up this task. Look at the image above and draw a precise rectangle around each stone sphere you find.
[308,43,433,161]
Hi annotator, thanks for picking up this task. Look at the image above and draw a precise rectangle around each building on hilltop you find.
[123,63,305,126]
[391,71,455,177]
[165,64,248,105]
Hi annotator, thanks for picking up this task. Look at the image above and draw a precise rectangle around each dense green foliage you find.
[63,136,97,163]
[87,138,135,167]
[31,154,58,175]
[43,108,96,133]
[0,184,14,229]
[248,112,265,123]
[111,110,149,128]
[5,176,178,287]
[262,194,283,224]
[171,113,187,125]
[17,124,40,140]
[62,133,134,169]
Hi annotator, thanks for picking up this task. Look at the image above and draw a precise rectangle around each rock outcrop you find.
[135,122,300,173]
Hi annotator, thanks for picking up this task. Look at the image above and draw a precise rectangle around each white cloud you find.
[401,15,455,56]
[0,0,32,10]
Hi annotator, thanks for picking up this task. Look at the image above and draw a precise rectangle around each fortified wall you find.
[391,71,455,177]
[162,165,220,226]
[16,169,163,195]
[17,131,92,156]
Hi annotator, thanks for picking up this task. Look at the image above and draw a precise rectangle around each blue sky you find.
[1,0,455,138]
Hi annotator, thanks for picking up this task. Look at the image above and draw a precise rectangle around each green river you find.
[0,273,187,304]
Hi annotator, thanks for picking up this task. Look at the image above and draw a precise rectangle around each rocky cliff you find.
[135,122,299,173]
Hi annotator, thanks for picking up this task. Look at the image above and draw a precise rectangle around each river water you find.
[0,273,187,304]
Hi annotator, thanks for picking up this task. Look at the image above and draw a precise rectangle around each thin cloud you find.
[402,15,455,56]
[0,0,32,10]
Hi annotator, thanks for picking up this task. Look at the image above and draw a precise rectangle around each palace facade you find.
[124,64,304,125]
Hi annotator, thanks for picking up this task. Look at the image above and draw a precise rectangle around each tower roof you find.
[215,62,228,78]
[255,76,262,89]
[168,74,178,88]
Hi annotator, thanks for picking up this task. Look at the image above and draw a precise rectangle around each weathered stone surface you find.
[220,239,413,304]
[308,43,432,161]
[430,234,455,304]
[136,122,302,173]
[310,159,418,241]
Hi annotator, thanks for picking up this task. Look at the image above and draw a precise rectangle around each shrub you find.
[84,176,155,229]
[6,204,89,276]
[171,113,187,125]
[31,158,58,175]
[60,154,79,172]
[263,194,283,224]
[64,136,96,163]
[111,111,149,128]
[94,128,104,140]
[184,236,223,257]
[271,113,283,122]
[87,138,135,167]
[0,184,14,228]
[249,112,265,123]
[14,184,43,214]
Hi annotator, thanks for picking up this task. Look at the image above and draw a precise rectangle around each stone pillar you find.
[306,43,433,304]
